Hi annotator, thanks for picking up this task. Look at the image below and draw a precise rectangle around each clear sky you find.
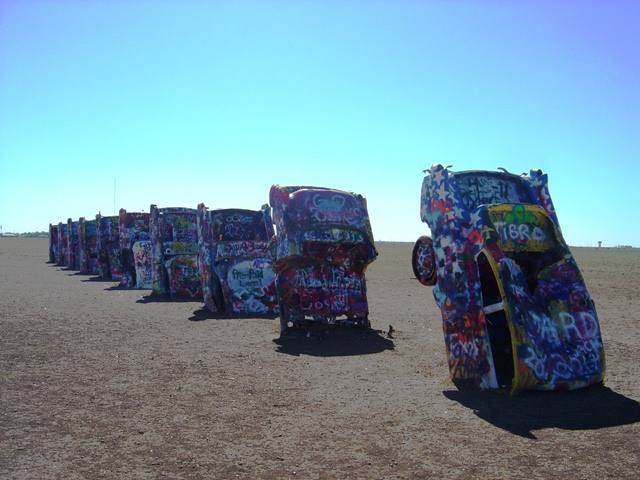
[1,0,638,246]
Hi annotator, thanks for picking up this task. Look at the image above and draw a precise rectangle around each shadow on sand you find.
[188,307,278,322]
[135,293,202,304]
[79,275,115,283]
[444,384,640,439]
[273,327,395,357]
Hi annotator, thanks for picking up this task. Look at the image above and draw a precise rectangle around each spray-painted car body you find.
[78,217,99,275]
[48,224,59,264]
[66,219,80,270]
[119,209,151,288]
[96,214,123,280]
[413,164,605,394]
[150,205,202,299]
[57,222,68,267]
[270,185,378,334]
[197,203,278,316]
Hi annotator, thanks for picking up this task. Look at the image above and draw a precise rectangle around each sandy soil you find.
[1,237,639,479]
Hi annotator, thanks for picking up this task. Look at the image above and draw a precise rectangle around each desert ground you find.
[1,237,639,479]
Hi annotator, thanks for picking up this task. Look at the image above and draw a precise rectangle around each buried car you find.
[412,164,605,394]
[119,209,151,289]
[150,205,202,299]
[270,185,378,335]
[66,219,80,271]
[96,214,123,280]
[48,223,59,264]
[67,219,80,270]
[56,221,69,267]
[78,217,100,275]
[196,203,278,316]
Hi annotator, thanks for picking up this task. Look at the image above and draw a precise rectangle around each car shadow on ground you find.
[135,293,203,304]
[273,326,395,357]
[444,384,640,439]
[188,308,278,322]
[79,275,114,283]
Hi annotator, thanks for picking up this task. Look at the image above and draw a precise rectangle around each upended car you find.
[48,223,59,264]
[270,185,378,335]
[149,205,202,299]
[412,164,605,394]
[119,209,151,289]
[56,221,68,267]
[197,203,278,316]
[66,218,80,271]
[96,213,123,280]
[78,216,99,275]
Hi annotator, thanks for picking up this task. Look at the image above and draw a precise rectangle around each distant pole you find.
[113,178,116,215]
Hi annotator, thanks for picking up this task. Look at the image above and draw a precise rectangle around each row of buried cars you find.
[48,184,378,336]
[48,169,606,395]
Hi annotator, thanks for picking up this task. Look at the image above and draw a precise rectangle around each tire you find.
[412,235,437,286]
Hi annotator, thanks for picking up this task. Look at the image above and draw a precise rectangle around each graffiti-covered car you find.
[270,185,378,335]
[56,221,69,267]
[119,209,151,289]
[78,217,99,275]
[150,205,202,299]
[48,223,59,264]
[66,218,80,270]
[97,214,123,280]
[197,203,278,316]
[412,164,605,394]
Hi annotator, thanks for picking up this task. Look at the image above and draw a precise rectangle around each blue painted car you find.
[412,164,605,394]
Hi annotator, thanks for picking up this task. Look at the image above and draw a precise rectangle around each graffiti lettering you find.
[493,221,548,244]
[223,223,256,240]
[456,173,532,210]
[446,334,491,385]
[302,229,365,244]
[217,241,269,259]
[293,287,363,314]
[225,261,276,300]
[291,269,363,292]
[232,268,264,281]
[306,193,363,226]
[559,311,600,341]
[431,199,453,214]
[449,335,484,360]
[225,213,257,225]
[518,339,603,386]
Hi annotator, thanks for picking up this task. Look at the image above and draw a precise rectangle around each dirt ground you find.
[1,237,639,479]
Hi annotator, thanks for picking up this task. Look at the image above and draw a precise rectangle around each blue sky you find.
[1,0,638,246]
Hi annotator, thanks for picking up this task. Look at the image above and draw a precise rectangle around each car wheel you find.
[412,235,437,286]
